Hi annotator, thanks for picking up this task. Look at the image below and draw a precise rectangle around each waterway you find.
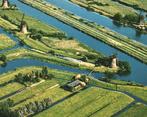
[2,0,147,85]
[47,0,147,45]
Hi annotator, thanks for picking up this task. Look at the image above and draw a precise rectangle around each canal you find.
[6,0,147,85]
[47,0,147,45]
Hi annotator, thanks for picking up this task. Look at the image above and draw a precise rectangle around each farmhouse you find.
[67,80,86,92]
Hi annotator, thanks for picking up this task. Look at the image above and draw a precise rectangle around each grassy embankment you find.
[20,0,147,64]
[0,34,16,50]
[70,0,137,18]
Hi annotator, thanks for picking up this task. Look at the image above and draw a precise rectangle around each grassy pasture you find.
[119,103,147,117]
[35,87,133,117]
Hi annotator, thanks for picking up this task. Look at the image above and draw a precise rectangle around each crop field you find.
[35,87,134,117]
[0,34,16,50]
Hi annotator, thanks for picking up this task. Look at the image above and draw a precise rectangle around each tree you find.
[124,14,139,23]
[41,67,48,78]
[0,54,7,63]
[113,13,123,21]
[0,99,17,117]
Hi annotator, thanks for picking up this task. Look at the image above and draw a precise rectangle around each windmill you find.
[2,0,9,9]
[110,54,117,68]
[20,13,28,34]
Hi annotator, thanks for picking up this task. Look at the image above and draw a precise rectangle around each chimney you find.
[2,0,9,9]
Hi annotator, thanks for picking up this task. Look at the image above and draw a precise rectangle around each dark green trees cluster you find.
[0,54,7,67]
[0,99,18,117]
[29,28,66,41]
[113,13,144,24]
[16,97,52,117]
[15,67,54,84]
[95,56,112,67]
[117,61,131,76]
[0,54,7,63]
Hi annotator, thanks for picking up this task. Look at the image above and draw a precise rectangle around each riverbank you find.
[70,0,137,17]
[70,0,147,33]
[20,0,147,64]
[115,0,147,12]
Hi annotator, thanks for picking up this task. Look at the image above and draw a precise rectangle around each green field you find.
[0,66,74,106]
[119,103,147,117]
[0,34,16,50]
[35,87,134,117]
[0,82,24,98]
[90,78,147,102]
[119,0,147,11]
[70,0,137,17]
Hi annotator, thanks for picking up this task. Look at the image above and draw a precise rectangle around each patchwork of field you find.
[0,0,147,116]
[35,87,134,117]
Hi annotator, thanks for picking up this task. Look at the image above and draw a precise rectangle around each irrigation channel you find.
[0,0,146,85]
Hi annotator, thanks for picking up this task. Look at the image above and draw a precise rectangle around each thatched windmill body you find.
[20,14,28,34]
[2,0,9,9]
[110,55,117,68]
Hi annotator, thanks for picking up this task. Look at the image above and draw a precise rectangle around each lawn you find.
[119,103,147,117]
[0,34,16,50]
[35,87,133,117]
